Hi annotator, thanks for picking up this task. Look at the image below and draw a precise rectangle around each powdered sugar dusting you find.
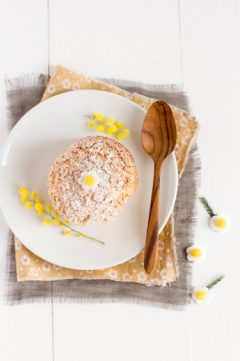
[48,136,138,225]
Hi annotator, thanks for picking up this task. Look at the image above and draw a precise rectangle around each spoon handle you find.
[144,161,162,274]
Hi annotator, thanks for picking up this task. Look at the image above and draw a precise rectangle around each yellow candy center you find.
[191,249,202,258]
[215,218,227,229]
[195,290,207,300]
[83,175,96,186]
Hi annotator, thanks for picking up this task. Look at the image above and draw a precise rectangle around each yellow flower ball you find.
[53,219,62,227]
[116,121,124,129]
[87,121,96,129]
[97,125,105,133]
[105,127,112,134]
[30,191,38,199]
[116,132,124,140]
[123,129,130,136]
[37,209,45,216]
[18,186,26,193]
[43,218,51,225]
[63,229,71,236]
[106,125,118,134]
[107,117,115,124]
[36,198,43,204]
[63,220,70,225]
[20,195,28,203]
[110,125,118,133]
[35,202,43,212]
[19,187,28,196]
[46,204,53,212]
[92,113,104,120]
[77,232,83,237]
[25,201,32,209]
[53,210,59,217]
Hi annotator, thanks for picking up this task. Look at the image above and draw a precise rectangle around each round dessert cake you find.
[48,136,138,225]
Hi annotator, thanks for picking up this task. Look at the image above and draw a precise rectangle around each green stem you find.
[207,275,225,290]
[30,199,105,246]
[48,212,105,245]
[199,196,217,218]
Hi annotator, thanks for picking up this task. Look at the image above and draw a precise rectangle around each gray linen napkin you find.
[4,75,200,308]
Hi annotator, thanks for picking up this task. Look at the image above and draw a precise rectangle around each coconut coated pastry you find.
[48,136,138,225]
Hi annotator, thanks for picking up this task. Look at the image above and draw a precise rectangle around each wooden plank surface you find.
[49,0,182,83]
[0,305,53,361]
[53,304,190,361]
[181,1,240,360]
[0,2,52,361]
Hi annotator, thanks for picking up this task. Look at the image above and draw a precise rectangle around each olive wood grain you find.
[141,101,177,274]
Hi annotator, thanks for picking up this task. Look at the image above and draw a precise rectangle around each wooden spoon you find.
[141,100,177,274]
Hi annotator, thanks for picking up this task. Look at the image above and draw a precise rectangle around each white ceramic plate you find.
[0,90,178,270]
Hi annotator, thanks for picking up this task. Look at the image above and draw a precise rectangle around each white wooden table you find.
[0,1,240,360]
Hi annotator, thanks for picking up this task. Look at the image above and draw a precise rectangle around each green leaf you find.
[207,275,225,290]
[199,196,217,218]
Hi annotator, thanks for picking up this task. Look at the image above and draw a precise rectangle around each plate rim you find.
[0,89,178,270]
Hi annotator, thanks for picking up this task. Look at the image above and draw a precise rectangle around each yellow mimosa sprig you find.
[18,187,105,245]
[86,113,130,140]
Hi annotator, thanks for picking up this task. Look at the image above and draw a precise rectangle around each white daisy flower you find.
[199,197,229,233]
[192,287,210,304]
[186,245,205,263]
[78,171,100,191]
[192,275,224,305]
[210,215,229,233]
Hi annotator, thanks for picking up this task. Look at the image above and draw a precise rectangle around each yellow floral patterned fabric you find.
[14,65,199,286]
